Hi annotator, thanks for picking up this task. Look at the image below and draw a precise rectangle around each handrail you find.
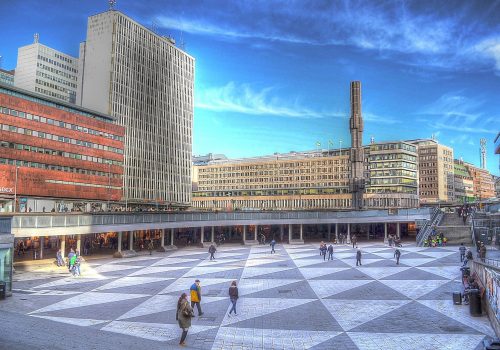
[416,208,443,246]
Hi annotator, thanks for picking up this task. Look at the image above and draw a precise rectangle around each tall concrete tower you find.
[349,81,365,210]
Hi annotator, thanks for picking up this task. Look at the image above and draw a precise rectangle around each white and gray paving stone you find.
[0,242,495,350]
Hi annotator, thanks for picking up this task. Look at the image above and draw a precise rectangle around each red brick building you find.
[0,84,124,212]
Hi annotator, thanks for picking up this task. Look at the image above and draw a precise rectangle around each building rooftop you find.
[0,82,115,123]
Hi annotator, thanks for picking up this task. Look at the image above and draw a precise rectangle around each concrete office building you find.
[14,35,78,104]
[0,69,14,86]
[77,10,194,207]
[192,140,419,210]
[408,139,454,204]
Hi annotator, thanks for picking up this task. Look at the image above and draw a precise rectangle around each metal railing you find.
[416,208,442,246]
[9,208,433,230]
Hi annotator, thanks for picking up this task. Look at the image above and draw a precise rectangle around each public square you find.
[0,243,494,350]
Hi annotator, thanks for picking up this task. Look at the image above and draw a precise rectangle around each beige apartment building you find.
[409,139,454,204]
[192,141,419,210]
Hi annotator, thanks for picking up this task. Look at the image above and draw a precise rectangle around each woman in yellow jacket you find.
[190,279,203,316]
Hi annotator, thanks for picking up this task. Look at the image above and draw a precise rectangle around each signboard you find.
[0,187,14,194]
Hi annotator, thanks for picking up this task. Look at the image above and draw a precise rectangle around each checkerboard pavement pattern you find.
[5,243,495,350]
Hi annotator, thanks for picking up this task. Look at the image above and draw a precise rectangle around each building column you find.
[160,230,165,248]
[200,227,204,243]
[211,226,215,242]
[335,223,338,242]
[170,228,175,246]
[300,224,303,241]
[60,235,66,258]
[288,224,293,242]
[396,222,400,237]
[243,225,247,243]
[129,231,134,250]
[254,225,258,241]
[384,223,388,243]
[347,224,351,244]
[280,225,284,241]
[39,237,44,260]
[117,232,122,252]
[76,234,81,253]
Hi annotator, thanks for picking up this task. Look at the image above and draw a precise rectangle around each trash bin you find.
[469,289,482,316]
[0,281,6,300]
[453,291,462,305]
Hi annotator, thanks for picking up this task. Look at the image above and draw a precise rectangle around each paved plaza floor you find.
[0,243,495,350]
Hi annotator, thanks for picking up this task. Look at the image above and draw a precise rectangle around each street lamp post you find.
[339,139,343,156]
[13,166,19,213]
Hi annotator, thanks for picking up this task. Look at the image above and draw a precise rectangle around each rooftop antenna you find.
[0,55,3,69]
[108,0,116,11]
[33,33,39,44]
[431,133,436,141]
[480,138,487,169]
[179,30,186,51]
[370,136,375,144]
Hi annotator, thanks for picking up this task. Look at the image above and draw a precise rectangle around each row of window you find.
[34,86,72,103]
[0,157,121,179]
[193,187,351,197]
[369,143,416,152]
[46,179,120,190]
[0,141,122,166]
[36,70,77,89]
[0,122,123,155]
[369,153,416,162]
[0,105,124,141]
[36,78,73,94]
[38,54,77,74]
[37,62,77,81]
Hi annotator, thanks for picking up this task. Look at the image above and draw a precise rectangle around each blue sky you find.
[0,0,499,175]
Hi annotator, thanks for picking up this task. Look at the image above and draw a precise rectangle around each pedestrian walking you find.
[480,243,487,263]
[67,248,76,271]
[394,248,401,265]
[320,243,327,261]
[208,244,217,260]
[388,234,393,247]
[351,234,357,249]
[73,252,82,276]
[56,249,64,267]
[228,281,238,316]
[459,243,466,262]
[270,239,276,254]
[356,248,362,266]
[327,244,334,260]
[147,240,154,255]
[176,293,194,347]
[190,280,204,316]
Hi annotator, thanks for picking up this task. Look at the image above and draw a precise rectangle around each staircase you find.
[437,212,472,244]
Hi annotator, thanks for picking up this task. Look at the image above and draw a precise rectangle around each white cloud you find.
[195,82,341,119]
[474,37,500,72]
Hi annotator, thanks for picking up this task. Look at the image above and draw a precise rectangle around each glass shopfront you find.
[0,217,14,297]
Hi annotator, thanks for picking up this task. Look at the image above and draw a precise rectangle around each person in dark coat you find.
[228,281,239,316]
[394,248,401,265]
[356,248,362,266]
[177,293,193,347]
[327,244,334,260]
[208,244,216,260]
[320,243,327,261]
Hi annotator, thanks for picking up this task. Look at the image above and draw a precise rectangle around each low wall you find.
[471,260,500,336]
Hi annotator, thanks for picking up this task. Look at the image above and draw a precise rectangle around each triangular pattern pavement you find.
[16,243,493,350]
[322,299,411,331]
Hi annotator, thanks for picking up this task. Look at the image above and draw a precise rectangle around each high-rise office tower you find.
[77,10,195,206]
[14,34,78,103]
[349,81,365,209]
